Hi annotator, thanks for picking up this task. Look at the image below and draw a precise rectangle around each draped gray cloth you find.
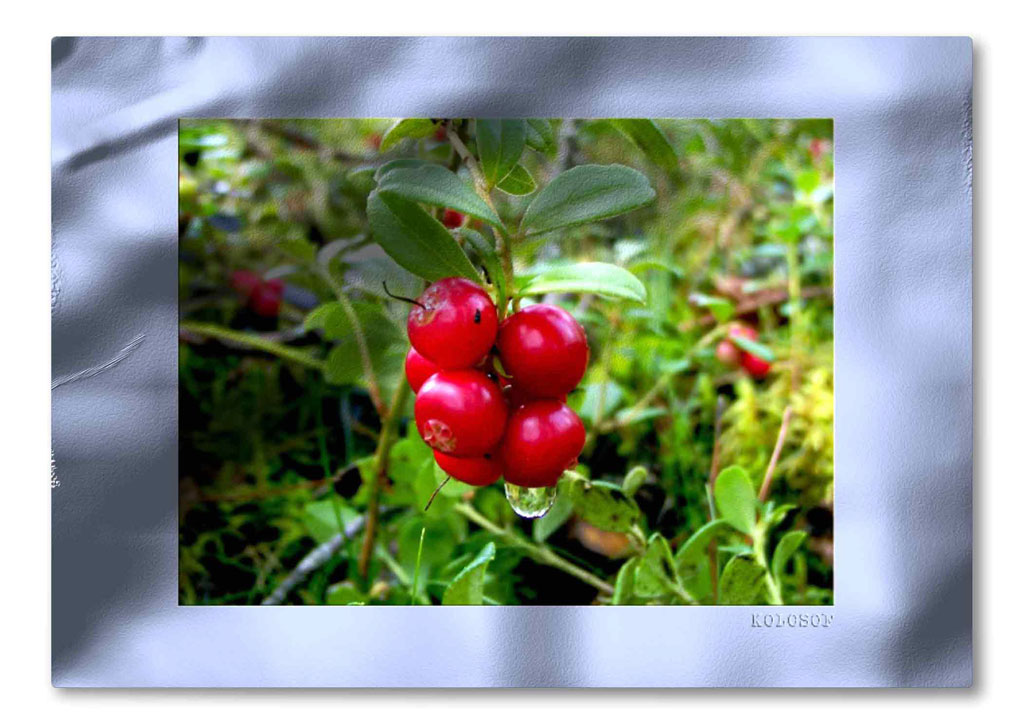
[51,37,972,687]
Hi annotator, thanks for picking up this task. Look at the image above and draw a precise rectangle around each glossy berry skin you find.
[441,209,465,229]
[504,384,566,411]
[500,400,585,488]
[496,304,589,398]
[250,279,284,317]
[415,370,508,457]
[407,277,498,369]
[404,347,440,394]
[740,352,771,380]
[433,449,503,487]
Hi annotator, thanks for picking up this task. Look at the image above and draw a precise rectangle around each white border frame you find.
[51,37,972,687]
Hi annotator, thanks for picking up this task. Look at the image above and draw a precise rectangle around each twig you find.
[180,321,326,371]
[357,381,411,577]
[261,515,366,605]
[679,286,831,332]
[758,406,793,502]
[454,502,614,596]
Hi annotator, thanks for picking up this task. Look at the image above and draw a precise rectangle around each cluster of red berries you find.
[231,270,284,317]
[715,323,771,379]
[404,277,589,489]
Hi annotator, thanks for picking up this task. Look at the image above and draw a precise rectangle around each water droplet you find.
[504,482,557,519]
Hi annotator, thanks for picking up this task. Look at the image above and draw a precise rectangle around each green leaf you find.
[763,503,797,530]
[376,164,504,229]
[305,300,402,387]
[621,466,648,497]
[458,228,506,307]
[633,534,678,598]
[278,237,316,263]
[610,119,681,180]
[612,557,639,604]
[521,164,655,236]
[326,582,368,605]
[719,555,767,605]
[380,119,439,152]
[690,293,735,323]
[303,500,359,544]
[713,466,758,535]
[367,190,482,283]
[496,164,537,196]
[771,531,808,582]
[518,262,647,304]
[476,119,526,187]
[442,542,496,605]
[563,474,642,533]
[729,333,776,362]
[373,158,432,181]
[532,492,574,543]
[675,518,730,571]
[525,119,557,156]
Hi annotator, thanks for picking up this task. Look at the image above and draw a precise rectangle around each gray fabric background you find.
[51,37,973,687]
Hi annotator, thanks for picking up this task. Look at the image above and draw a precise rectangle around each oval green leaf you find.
[518,261,647,304]
[563,475,642,533]
[610,119,681,180]
[521,164,655,236]
[713,465,758,535]
[496,164,537,196]
[771,530,808,582]
[377,164,504,229]
[476,119,526,187]
[442,542,496,605]
[719,555,767,605]
[380,118,439,152]
[367,190,482,283]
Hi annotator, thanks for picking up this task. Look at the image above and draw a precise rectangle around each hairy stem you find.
[454,502,614,596]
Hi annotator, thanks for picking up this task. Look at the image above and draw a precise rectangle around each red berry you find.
[433,449,502,487]
[404,348,440,393]
[441,209,465,229]
[230,270,261,298]
[407,277,498,369]
[715,339,741,367]
[496,304,588,398]
[415,370,508,457]
[504,384,566,410]
[250,279,284,317]
[368,133,382,150]
[434,126,448,142]
[740,352,771,379]
[500,400,585,488]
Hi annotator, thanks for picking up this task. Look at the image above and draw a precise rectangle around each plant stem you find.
[357,380,411,578]
[317,268,385,416]
[411,526,426,604]
[446,125,516,317]
[180,321,326,371]
[758,406,793,502]
[707,395,726,602]
[754,529,784,605]
[454,502,615,596]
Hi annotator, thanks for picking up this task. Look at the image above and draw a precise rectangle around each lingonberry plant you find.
[179,118,834,606]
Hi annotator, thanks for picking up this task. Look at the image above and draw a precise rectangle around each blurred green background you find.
[178,118,833,606]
